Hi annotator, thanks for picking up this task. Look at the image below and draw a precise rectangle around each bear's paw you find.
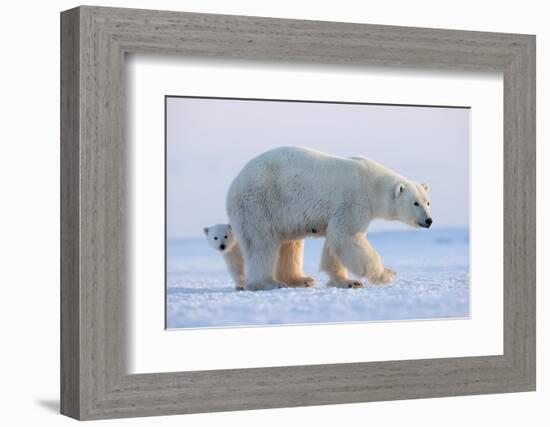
[368,268,396,285]
[245,280,287,291]
[285,276,316,288]
[327,279,364,289]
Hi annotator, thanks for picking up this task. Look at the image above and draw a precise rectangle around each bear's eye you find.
[427,202,430,206]
[214,237,218,240]
[224,235,228,239]
[414,202,419,206]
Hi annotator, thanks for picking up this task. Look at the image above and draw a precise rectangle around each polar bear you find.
[226,146,432,291]
[203,223,245,290]
[204,223,315,290]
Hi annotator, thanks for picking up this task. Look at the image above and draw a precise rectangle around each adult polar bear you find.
[226,146,432,291]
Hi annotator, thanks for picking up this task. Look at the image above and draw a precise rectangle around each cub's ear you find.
[203,227,209,235]
[394,183,405,199]
[227,224,231,229]
[421,182,430,192]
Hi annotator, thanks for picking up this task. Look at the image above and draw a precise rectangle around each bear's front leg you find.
[320,240,363,288]
[276,240,315,288]
[326,229,396,285]
[241,236,286,291]
[360,239,396,285]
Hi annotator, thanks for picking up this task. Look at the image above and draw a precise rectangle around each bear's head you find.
[203,223,237,253]
[391,181,433,229]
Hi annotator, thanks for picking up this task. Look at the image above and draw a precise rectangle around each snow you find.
[166,227,469,329]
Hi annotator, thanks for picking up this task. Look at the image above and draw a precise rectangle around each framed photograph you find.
[61,6,536,420]
[165,96,470,329]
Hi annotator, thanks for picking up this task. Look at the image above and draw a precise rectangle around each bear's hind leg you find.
[276,240,315,288]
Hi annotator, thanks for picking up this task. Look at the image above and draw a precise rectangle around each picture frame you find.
[60,5,535,420]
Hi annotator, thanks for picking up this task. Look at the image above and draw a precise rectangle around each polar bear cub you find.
[203,223,245,291]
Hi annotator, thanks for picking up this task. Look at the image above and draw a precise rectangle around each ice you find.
[166,227,469,329]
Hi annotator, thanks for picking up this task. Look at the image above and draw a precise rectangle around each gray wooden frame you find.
[60,5,536,420]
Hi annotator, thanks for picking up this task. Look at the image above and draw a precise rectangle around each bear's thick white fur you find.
[226,146,432,291]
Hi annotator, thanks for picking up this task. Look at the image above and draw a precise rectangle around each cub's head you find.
[203,223,236,252]
[392,181,433,229]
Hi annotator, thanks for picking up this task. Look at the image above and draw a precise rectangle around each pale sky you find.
[166,97,469,239]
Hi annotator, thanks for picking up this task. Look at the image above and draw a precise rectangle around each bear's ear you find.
[421,182,430,192]
[227,224,231,230]
[203,227,209,235]
[394,183,405,199]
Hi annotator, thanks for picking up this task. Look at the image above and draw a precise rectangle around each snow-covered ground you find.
[166,227,469,329]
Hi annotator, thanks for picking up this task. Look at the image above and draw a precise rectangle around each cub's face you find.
[393,181,433,229]
[203,224,236,252]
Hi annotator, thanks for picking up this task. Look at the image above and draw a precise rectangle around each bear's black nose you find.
[425,218,433,227]
[219,244,226,250]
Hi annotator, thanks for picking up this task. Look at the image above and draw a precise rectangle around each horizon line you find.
[167,224,470,241]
